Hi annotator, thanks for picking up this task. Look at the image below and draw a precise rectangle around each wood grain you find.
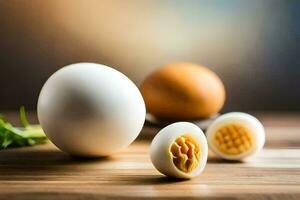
[0,113,300,200]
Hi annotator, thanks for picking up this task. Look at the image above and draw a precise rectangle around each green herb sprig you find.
[0,106,48,149]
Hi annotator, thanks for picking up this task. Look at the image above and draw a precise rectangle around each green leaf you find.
[20,106,29,127]
[0,107,48,149]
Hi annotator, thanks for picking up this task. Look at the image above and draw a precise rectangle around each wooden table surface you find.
[0,112,300,200]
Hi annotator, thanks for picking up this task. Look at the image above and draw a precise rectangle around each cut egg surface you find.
[170,134,201,173]
[150,122,208,179]
[206,112,265,160]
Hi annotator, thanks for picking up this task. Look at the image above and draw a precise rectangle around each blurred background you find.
[0,0,299,112]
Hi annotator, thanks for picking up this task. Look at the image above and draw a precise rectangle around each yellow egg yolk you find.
[170,134,201,173]
[213,124,254,155]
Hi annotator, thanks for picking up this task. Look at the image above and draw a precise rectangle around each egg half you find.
[150,122,208,179]
[206,112,265,160]
[37,63,146,157]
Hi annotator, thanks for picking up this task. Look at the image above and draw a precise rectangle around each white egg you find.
[150,122,208,179]
[37,63,146,157]
[206,112,265,160]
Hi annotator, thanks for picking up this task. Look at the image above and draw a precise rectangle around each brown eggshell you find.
[140,62,225,120]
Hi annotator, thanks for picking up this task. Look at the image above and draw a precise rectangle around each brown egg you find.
[140,62,226,120]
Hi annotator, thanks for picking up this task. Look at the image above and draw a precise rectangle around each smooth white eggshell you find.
[206,112,265,160]
[150,122,208,179]
[38,63,146,157]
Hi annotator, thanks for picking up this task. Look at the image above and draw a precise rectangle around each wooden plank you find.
[0,112,300,199]
[0,141,300,199]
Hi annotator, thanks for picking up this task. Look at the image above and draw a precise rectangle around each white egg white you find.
[206,112,265,160]
[38,63,146,157]
[150,122,208,179]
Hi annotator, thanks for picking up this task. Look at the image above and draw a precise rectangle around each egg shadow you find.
[207,156,244,164]
[0,145,115,180]
[125,175,190,185]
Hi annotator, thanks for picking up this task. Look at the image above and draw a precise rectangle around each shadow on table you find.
[0,146,113,165]
[126,175,190,185]
[0,145,116,179]
[207,156,243,164]
[0,146,188,185]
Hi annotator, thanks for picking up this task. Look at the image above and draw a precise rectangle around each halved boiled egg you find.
[206,112,265,160]
[150,122,208,179]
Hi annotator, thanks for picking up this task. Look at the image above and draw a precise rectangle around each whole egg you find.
[38,63,146,157]
[140,62,225,120]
